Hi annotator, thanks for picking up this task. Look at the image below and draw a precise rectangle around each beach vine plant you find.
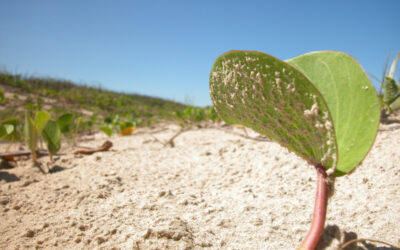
[209,50,380,249]
[379,52,400,115]
[100,115,137,137]
[24,111,65,162]
[164,106,219,147]
[0,117,22,151]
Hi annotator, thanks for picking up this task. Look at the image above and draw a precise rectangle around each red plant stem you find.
[298,164,328,250]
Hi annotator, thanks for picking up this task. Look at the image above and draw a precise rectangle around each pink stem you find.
[298,164,328,250]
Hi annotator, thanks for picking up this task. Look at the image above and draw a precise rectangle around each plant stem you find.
[298,164,328,250]
[31,150,37,163]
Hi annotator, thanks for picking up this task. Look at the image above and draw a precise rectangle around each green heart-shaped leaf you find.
[57,113,74,134]
[0,118,21,142]
[43,120,61,155]
[210,51,338,169]
[24,115,37,151]
[210,50,380,176]
[286,51,380,175]
[3,124,14,134]
[34,111,51,134]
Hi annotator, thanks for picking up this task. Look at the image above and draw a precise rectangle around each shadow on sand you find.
[316,224,398,250]
[0,171,20,183]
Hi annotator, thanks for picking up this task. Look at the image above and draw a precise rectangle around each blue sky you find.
[0,0,399,106]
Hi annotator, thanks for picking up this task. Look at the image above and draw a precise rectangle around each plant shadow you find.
[316,224,398,250]
[0,171,20,183]
[48,165,66,174]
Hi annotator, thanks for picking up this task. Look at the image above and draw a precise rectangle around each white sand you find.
[0,122,399,249]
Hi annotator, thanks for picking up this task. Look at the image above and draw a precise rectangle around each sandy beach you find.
[1,122,399,249]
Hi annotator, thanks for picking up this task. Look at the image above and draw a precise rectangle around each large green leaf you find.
[210,51,338,169]
[42,120,61,155]
[286,51,380,175]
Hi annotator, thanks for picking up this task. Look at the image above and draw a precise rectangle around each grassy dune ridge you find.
[0,72,190,129]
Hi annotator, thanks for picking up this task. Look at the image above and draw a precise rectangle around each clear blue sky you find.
[0,0,399,106]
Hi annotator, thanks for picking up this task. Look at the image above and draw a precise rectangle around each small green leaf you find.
[210,51,337,169]
[100,126,113,137]
[3,124,14,134]
[35,111,51,134]
[0,118,21,141]
[24,114,37,152]
[286,51,380,175]
[383,76,399,104]
[42,120,61,155]
[57,113,74,134]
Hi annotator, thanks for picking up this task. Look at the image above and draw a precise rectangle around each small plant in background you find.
[159,105,220,147]
[119,121,135,136]
[42,120,61,161]
[100,117,114,137]
[56,113,76,144]
[86,115,98,135]
[23,110,64,162]
[100,115,136,137]
[57,113,74,133]
[210,50,380,249]
[204,106,220,122]
[0,117,22,151]
[175,105,219,125]
[379,52,400,115]
[24,111,51,162]
[175,106,202,126]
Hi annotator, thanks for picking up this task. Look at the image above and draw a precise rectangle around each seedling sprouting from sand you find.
[24,111,63,162]
[42,120,61,161]
[0,118,22,150]
[209,51,380,249]
[153,106,218,147]
[380,52,400,115]
[100,115,136,137]
[24,111,51,162]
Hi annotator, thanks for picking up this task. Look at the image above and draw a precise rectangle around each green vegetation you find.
[378,52,400,114]
[0,71,219,157]
[0,118,22,150]
[210,50,380,250]
[175,105,220,126]
[24,111,51,162]
[100,115,137,137]
[42,120,61,161]
[0,71,189,130]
